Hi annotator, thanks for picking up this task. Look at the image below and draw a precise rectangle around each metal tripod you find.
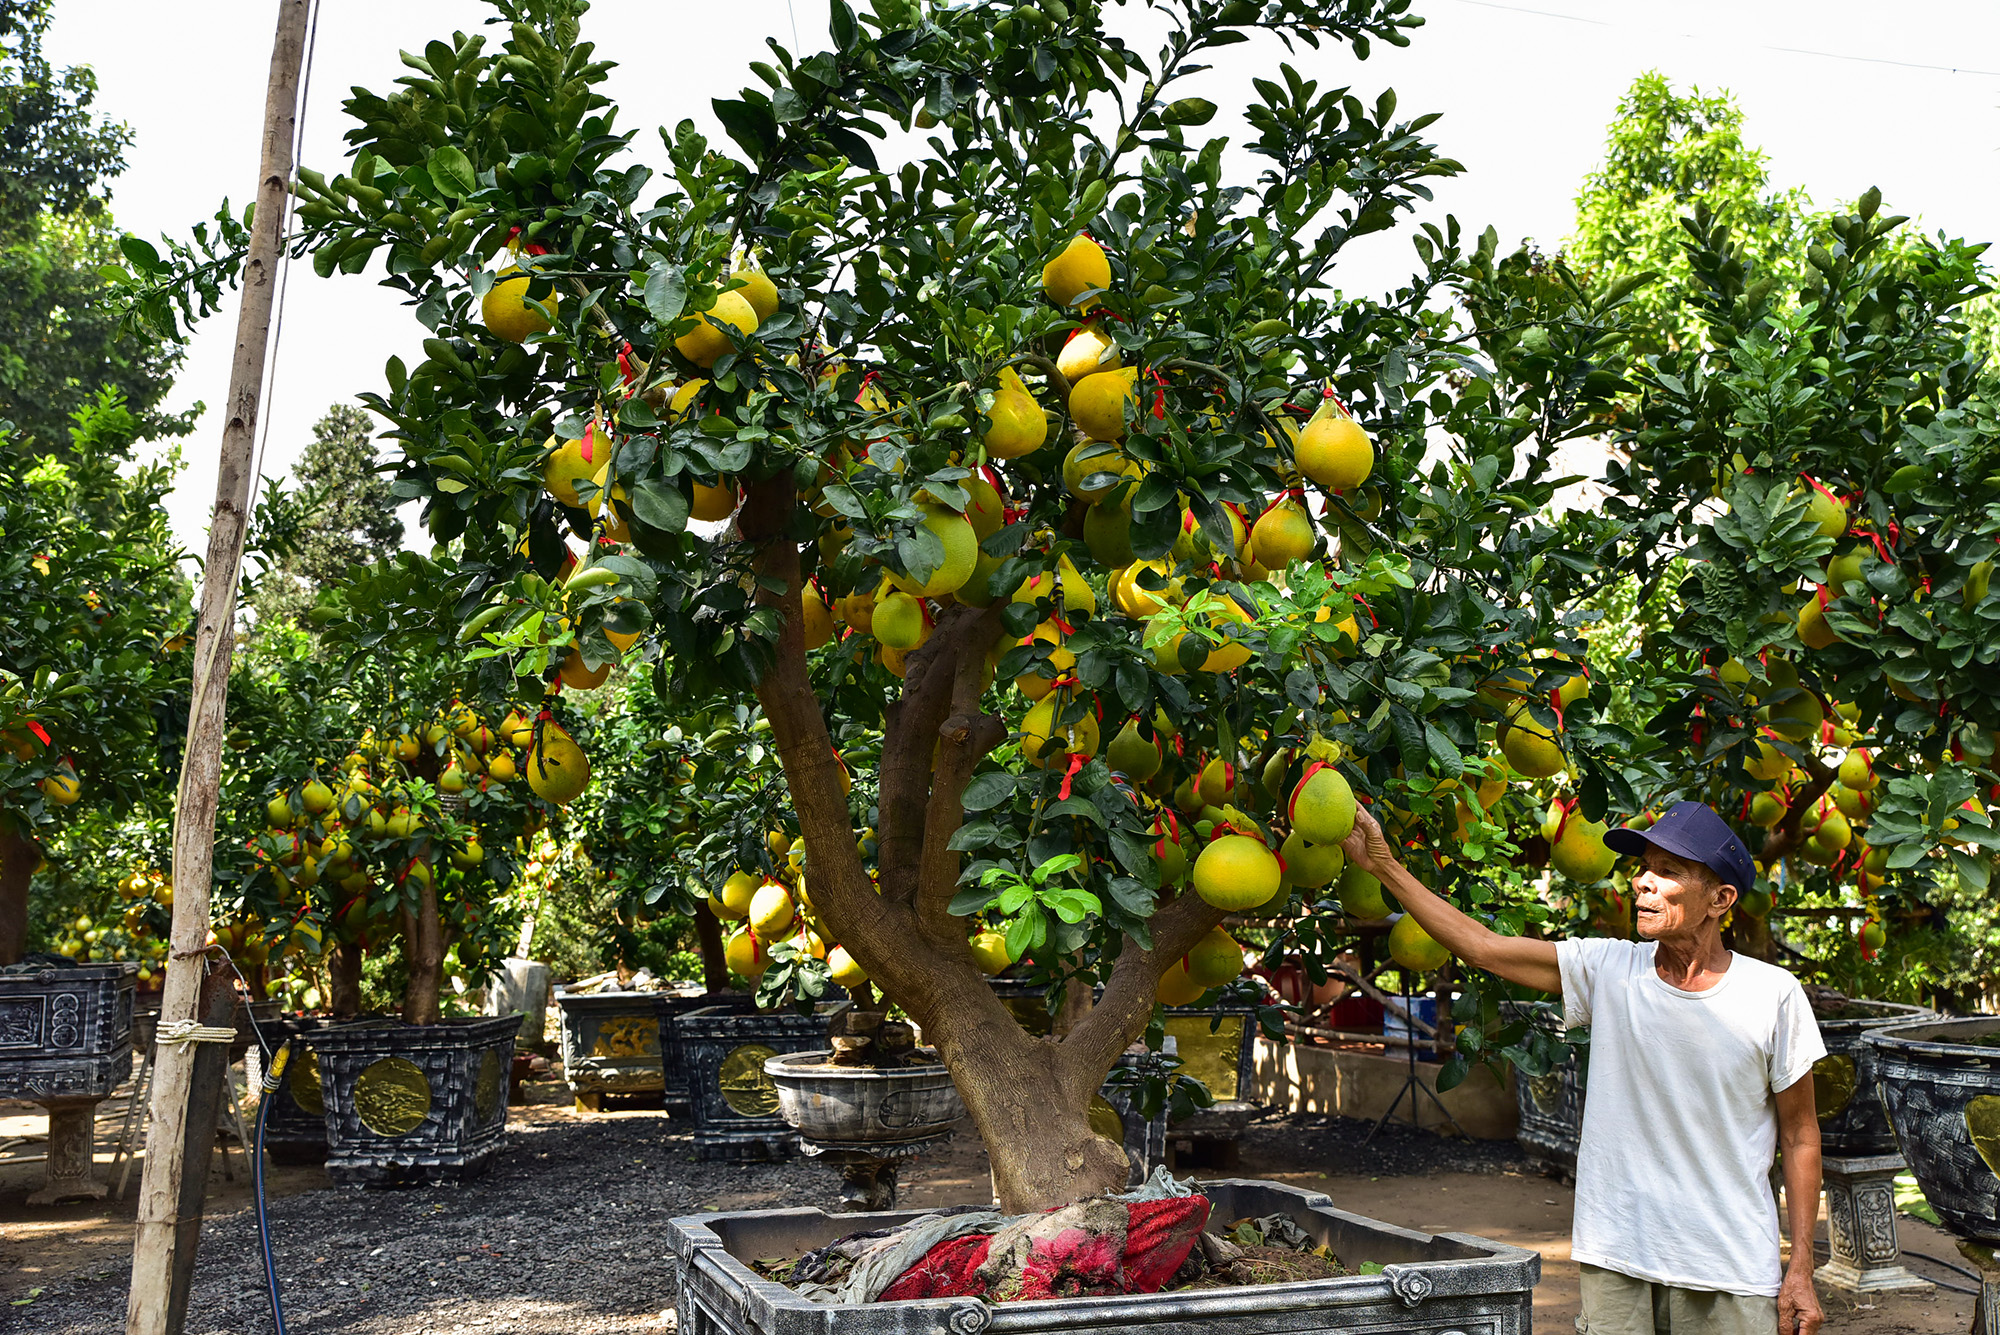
[1363,983,1465,1145]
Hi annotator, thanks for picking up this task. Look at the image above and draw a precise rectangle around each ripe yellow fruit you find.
[1743,734,1791,783]
[1186,926,1247,987]
[40,767,81,805]
[486,751,518,782]
[1289,765,1357,846]
[690,478,740,522]
[1250,501,1315,571]
[674,288,760,369]
[827,945,869,988]
[1500,704,1565,778]
[1056,320,1122,383]
[501,708,534,748]
[725,928,769,979]
[983,368,1048,459]
[1020,693,1100,769]
[1388,914,1451,972]
[525,720,590,805]
[749,883,796,937]
[1197,593,1254,673]
[543,423,607,509]
[1337,865,1390,919]
[1157,960,1209,1006]
[1042,233,1112,309]
[1105,717,1162,780]
[1798,593,1837,650]
[714,870,758,920]
[1549,811,1616,883]
[733,266,780,322]
[968,929,1014,975]
[1192,834,1283,910]
[1070,366,1140,441]
[1839,746,1877,791]
[559,649,610,691]
[873,590,928,650]
[1112,560,1181,618]
[480,265,556,343]
[1063,442,1136,501]
[802,586,835,649]
[963,474,1006,540]
[1803,486,1848,539]
[1015,625,1076,701]
[907,504,978,597]
[1280,829,1345,889]
[1295,414,1374,491]
[1765,688,1824,742]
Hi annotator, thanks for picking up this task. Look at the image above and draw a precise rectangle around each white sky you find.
[46,0,2000,559]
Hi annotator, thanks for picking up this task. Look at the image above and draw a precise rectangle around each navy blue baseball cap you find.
[1604,800,1756,897]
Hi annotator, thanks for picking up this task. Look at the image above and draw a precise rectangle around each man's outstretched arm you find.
[1340,807,1562,995]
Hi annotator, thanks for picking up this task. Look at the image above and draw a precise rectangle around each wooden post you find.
[126,4,310,1332]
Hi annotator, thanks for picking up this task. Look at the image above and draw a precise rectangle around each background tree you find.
[248,402,406,631]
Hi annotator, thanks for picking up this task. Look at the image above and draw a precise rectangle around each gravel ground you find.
[12,1101,1525,1334]
[17,1103,824,1335]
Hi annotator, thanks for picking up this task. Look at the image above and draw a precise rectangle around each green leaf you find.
[118,236,160,273]
[644,265,687,324]
[429,146,477,198]
[961,771,1017,811]
[630,477,690,534]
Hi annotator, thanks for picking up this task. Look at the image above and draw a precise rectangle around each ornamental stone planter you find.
[556,988,672,1109]
[655,991,758,1115]
[1812,998,1933,1156]
[301,1015,517,1187]
[1159,1006,1259,1163]
[1870,1016,2000,1245]
[666,1177,1540,1335]
[1509,1004,1583,1182]
[0,962,135,1203]
[678,1003,848,1161]
[766,1050,967,1209]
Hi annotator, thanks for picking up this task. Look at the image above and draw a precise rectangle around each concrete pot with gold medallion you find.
[300,1015,519,1186]
[1869,1015,2000,1244]
[1809,996,1933,1156]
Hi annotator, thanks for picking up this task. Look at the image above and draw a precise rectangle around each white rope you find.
[156,1021,238,1046]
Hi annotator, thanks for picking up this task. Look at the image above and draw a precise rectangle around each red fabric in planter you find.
[875,1195,1210,1303]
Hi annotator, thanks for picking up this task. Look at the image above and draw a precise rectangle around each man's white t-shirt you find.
[1556,938,1826,1298]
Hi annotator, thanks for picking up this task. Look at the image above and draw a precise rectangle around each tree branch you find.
[1061,886,1226,1082]
[875,602,984,907]
[1758,752,1836,867]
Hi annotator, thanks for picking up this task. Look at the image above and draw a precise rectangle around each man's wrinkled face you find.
[1632,845,1732,940]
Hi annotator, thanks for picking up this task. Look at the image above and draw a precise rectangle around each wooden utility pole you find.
[127,4,310,1331]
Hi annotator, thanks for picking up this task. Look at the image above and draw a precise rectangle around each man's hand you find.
[1340,805,1396,877]
[1778,1265,1822,1335]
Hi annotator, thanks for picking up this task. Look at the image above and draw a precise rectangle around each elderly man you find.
[1340,799,1826,1335]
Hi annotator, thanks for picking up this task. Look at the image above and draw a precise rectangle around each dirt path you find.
[1,1093,1978,1334]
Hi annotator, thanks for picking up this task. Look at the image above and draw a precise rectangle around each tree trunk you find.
[0,826,38,966]
[692,905,729,994]
[329,941,363,1018]
[402,868,444,1025]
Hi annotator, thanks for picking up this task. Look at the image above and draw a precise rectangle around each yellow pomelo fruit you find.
[1192,834,1282,910]
[481,265,556,343]
[1198,594,1254,673]
[1338,865,1391,919]
[1011,559,1097,619]
[716,870,759,919]
[1550,815,1616,883]
[1106,718,1161,780]
[1251,501,1315,570]
[963,474,1006,540]
[968,929,1014,976]
[485,750,517,782]
[827,945,869,988]
[1151,814,1190,885]
[301,780,333,814]
[1016,625,1075,701]
[1112,560,1181,618]
[1279,828,1345,889]
[841,589,876,634]
[802,586,835,649]
[1197,757,1235,807]
[1070,366,1140,441]
[874,591,928,650]
[1748,790,1786,828]
[674,288,760,369]
[1157,961,1208,1006]
[1814,808,1853,850]
[1289,765,1356,845]
[1744,735,1791,783]
[559,649,609,691]
[1803,486,1848,538]
[41,768,81,804]
[733,266,780,321]
[908,504,978,597]
[690,478,739,522]
[1186,927,1246,987]
[748,882,796,937]
[1798,594,1837,649]
[1056,320,1122,382]
[1295,414,1374,491]
[1388,914,1451,972]
[983,368,1048,459]
[725,928,769,979]
[525,721,590,805]
[1083,495,1136,568]
[501,708,535,748]
[1839,747,1877,791]
[1042,233,1112,309]
[1063,442,1136,500]
[543,425,606,509]
[1020,694,1100,769]
[1500,703,1565,778]
[670,379,708,417]
[956,550,1007,608]
[1766,689,1824,742]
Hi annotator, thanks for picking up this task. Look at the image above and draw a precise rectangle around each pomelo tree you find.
[135,0,1996,1207]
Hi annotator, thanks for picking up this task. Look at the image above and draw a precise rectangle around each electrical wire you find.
[254,1041,292,1335]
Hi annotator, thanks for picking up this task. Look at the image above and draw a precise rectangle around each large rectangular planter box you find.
[260,1014,332,1165]
[557,989,673,1100]
[302,1015,517,1187]
[0,962,136,1102]
[655,992,759,1113]
[667,1177,1539,1335]
[678,1003,843,1162]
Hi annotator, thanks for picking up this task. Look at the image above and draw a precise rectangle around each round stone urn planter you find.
[765,1049,965,1211]
[300,1015,518,1187]
[1869,1015,2000,1245]
[1812,998,1933,1155]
